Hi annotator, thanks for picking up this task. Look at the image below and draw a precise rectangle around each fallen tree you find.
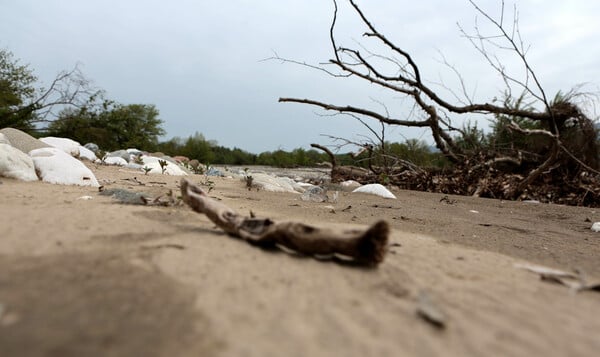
[277,0,599,206]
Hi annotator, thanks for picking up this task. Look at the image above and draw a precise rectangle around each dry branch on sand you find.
[180,178,389,265]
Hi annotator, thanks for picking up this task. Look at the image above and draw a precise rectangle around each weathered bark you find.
[310,143,342,182]
[180,178,389,265]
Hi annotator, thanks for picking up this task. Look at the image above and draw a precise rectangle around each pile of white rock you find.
[0,128,99,187]
[97,148,188,176]
[228,168,397,200]
[0,128,188,187]
[1,127,396,199]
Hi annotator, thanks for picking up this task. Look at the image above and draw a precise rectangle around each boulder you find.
[139,155,188,176]
[0,143,38,181]
[301,186,328,202]
[206,167,223,177]
[104,156,127,166]
[84,142,100,153]
[188,159,201,170]
[0,133,10,145]
[126,148,144,156]
[106,150,131,162]
[39,136,81,157]
[0,128,50,154]
[78,145,98,161]
[173,155,190,163]
[340,180,362,190]
[250,173,303,193]
[30,147,99,187]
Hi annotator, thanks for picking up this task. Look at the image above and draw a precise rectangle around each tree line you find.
[0,47,443,168]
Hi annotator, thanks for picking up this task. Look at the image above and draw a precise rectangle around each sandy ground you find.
[1,164,599,357]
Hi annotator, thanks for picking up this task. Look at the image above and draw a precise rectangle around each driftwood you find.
[180,178,389,265]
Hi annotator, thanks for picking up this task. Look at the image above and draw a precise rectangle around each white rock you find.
[301,186,328,202]
[340,180,362,191]
[78,145,98,161]
[340,180,361,188]
[30,147,99,187]
[139,155,188,176]
[0,128,50,153]
[591,222,600,232]
[296,182,316,189]
[352,184,396,199]
[0,143,38,181]
[39,137,81,157]
[250,173,302,193]
[104,156,128,166]
[0,133,11,145]
[127,148,144,156]
[125,163,144,170]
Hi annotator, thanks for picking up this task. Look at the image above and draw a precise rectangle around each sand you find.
[1,164,599,357]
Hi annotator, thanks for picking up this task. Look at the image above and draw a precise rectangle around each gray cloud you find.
[1,0,598,152]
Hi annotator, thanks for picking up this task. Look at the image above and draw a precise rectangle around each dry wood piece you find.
[180,178,389,265]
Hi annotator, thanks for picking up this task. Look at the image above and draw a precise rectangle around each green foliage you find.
[155,134,333,168]
[487,93,544,154]
[0,49,38,130]
[158,159,168,174]
[386,139,446,168]
[156,132,215,163]
[46,106,108,145]
[48,102,165,151]
[98,103,164,150]
[255,148,330,167]
[213,146,256,165]
[453,121,488,152]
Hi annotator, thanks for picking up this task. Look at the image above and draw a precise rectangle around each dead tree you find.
[277,0,598,199]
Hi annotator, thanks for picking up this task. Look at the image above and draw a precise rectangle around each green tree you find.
[1,49,99,133]
[97,104,165,150]
[453,121,488,153]
[48,102,165,150]
[47,105,110,145]
[179,132,215,163]
[487,93,543,155]
[0,49,37,130]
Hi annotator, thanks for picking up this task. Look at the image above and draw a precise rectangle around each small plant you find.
[96,150,106,165]
[143,166,152,175]
[204,179,215,193]
[193,165,204,175]
[158,159,168,174]
[245,175,254,191]
[378,172,391,185]
[133,154,144,165]
[200,162,216,193]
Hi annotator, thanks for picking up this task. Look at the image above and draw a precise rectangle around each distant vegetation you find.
[153,131,444,169]
[0,48,443,169]
[3,46,600,205]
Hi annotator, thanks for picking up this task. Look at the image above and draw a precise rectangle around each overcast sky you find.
[1,0,599,153]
